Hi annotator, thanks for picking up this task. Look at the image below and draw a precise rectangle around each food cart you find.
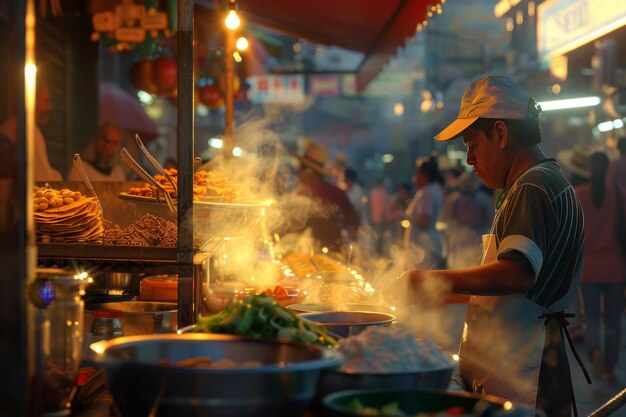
[13,1,626,417]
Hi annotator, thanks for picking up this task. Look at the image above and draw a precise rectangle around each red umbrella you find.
[99,83,159,142]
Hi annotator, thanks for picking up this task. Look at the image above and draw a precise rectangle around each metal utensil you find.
[120,148,176,213]
[193,156,202,173]
[72,153,104,216]
[134,133,177,194]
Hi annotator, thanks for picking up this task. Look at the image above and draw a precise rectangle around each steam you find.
[198,105,474,360]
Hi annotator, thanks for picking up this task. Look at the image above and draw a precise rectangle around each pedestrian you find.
[389,76,588,417]
[440,170,493,269]
[386,182,412,245]
[556,144,595,343]
[342,168,367,224]
[68,122,126,181]
[369,178,391,256]
[568,150,626,383]
[608,136,626,189]
[0,69,62,181]
[404,156,444,269]
[284,142,359,253]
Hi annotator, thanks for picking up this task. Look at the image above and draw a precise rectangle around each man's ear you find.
[494,120,508,149]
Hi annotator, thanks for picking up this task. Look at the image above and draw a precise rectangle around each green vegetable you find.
[193,293,338,348]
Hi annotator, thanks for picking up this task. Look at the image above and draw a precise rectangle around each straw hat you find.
[556,144,593,178]
[295,142,330,177]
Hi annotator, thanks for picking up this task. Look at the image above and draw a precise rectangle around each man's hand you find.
[385,269,452,308]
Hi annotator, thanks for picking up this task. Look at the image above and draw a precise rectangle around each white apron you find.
[458,233,547,411]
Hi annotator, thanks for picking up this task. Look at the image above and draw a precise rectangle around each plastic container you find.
[90,309,124,341]
[140,275,178,301]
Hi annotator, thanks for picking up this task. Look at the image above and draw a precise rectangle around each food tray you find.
[118,193,273,237]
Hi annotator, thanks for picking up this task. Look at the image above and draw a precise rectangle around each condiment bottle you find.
[90,309,124,342]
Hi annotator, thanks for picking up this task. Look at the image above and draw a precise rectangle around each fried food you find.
[124,168,246,202]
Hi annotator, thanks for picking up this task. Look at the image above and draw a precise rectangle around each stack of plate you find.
[35,197,104,243]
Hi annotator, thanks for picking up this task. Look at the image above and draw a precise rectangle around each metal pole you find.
[224,28,235,158]
[0,0,36,415]
[177,0,195,327]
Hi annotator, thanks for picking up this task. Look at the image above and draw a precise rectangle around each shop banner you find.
[538,0,626,59]
[309,75,340,97]
[342,74,357,97]
[247,75,305,104]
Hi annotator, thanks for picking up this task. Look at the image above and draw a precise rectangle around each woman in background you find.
[404,156,444,269]
[575,151,626,382]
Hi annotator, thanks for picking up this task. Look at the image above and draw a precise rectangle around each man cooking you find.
[392,76,589,417]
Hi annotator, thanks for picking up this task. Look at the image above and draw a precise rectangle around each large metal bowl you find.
[90,333,341,417]
[298,311,395,338]
[317,364,454,399]
[84,301,177,335]
[322,389,533,417]
[88,272,133,290]
[288,303,397,315]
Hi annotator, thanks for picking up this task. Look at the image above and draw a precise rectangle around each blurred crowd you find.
[273,140,497,271]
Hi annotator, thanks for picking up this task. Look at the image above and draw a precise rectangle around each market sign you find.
[308,75,341,97]
[537,0,626,59]
[247,75,305,104]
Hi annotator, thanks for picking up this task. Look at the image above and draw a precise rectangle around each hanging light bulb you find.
[225,1,240,30]
[236,36,249,51]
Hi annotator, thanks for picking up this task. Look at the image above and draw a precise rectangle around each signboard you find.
[308,75,340,97]
[342,74,357,97]
[247,75,305,104]
[538,0,626,59]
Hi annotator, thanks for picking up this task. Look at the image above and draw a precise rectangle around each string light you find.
[225,1,240,30]
[236,36,248,51]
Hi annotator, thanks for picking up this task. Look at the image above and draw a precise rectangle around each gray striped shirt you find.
[494,159,584,310]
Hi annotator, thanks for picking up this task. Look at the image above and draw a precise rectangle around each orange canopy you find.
[238,0,441,91]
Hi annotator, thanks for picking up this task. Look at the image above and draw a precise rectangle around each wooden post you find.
[0,0,37,415]
[177,0,195,327]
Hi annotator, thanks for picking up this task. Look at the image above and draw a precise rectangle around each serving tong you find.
[134,134,178,194]
[72,153,104,216]
[120,148,176,213]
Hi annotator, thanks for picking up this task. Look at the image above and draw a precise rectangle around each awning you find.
[238,0,441,91]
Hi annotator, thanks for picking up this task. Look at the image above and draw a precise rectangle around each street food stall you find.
[8,0,626,416]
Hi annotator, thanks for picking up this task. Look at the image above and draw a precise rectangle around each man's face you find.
[95,127,123,160]
[35,85,53,127]
[462,125,506,189]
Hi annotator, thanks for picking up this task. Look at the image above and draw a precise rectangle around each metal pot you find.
[89,333,341,417]
[298,311,395,338]
[84,301,177,336]
[88,272,133,290]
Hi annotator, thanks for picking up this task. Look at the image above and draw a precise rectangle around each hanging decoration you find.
[90,0,172,58]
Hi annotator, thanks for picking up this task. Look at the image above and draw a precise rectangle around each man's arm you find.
[401,257,535,300]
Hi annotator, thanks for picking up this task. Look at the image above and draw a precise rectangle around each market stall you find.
[13,1,624,417]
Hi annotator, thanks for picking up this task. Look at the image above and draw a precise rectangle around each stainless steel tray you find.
[37,237,224,264]
[118,193,273,237]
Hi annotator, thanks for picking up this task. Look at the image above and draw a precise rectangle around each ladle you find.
[72,153,104,216]
[120,148,176,213]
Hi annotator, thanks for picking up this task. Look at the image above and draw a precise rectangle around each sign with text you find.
[538,0,626,59]
[247,75,305,104]
[309,75,340,97]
